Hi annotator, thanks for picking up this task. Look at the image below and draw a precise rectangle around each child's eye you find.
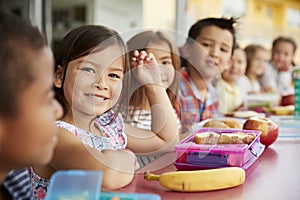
[109,73,121,79]
[201,43,211,47]
[80,67,96,74]
[221,47,229,53]
[162,61,172,65]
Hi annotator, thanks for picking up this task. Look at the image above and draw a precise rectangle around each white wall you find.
[143,0,176,30]
[93,0,143,41]
[51,0,178,42]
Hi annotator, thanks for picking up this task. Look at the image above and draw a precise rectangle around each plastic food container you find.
[174,128,265,170]
[99,192,161,200]
[45,170,102,200]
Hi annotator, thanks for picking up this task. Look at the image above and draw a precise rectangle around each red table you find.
[120,138,300,200]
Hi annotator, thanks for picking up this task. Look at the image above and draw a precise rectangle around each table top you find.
[120,138,300,200]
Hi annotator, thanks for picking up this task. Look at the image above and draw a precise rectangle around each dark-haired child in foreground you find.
[0,10,63,199]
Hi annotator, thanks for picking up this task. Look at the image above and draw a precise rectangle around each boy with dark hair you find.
[175,17,238,134]
[0,9,63,199]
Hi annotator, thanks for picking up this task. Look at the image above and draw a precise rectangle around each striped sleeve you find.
[2,169,33,200]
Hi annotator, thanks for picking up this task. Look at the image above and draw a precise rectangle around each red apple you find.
[281,94,294,106]
[243,117,279,147]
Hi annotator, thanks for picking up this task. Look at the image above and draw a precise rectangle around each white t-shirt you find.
[236,75,261,98]
[259,61,293,95]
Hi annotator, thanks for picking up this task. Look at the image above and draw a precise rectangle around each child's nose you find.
[96,78,109,89]
[209,46,219,58]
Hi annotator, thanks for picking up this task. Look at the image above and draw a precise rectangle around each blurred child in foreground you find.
[0,10,63,199]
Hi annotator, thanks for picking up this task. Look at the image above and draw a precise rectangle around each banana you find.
[272,105,294,115]
[144,167,245,192]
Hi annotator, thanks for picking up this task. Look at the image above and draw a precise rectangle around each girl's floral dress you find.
[31,110,127,200]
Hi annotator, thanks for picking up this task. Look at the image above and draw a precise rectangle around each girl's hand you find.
[130,50,163,86]
[276,61,292,72]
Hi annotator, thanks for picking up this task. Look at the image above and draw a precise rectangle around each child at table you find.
[236,44,269,96]
[0,10,63,199]
[31,25,139,198]
[175,17,238,134]
[125,30,181,168]
[259,36,297,95]
[215,45,247,114]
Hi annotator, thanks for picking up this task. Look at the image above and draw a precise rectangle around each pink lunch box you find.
[174,128,265,170]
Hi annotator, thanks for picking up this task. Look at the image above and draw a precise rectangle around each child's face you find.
[1,47,63,168]
[272,41,294,71]
[222,48,247,82]
[195,25,233,74]
[250,49,269,76]
[185,25,233,80]
[63,45,124,117]
[146,42,175,89]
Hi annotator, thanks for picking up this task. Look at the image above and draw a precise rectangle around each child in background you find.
[0,10,63,199]
[236,44,269,95]
[176,17,237,134]
[215,45,247,114]
[31,25,138,199]
[259,36,297,95]
[125,30,181,168]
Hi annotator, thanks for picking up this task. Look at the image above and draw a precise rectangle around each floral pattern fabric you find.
[31,110,127,199]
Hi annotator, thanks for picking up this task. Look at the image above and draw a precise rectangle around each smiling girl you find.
[31,25,138,199]
[125,30,181,168]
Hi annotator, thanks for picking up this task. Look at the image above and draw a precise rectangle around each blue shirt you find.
[2,169,33,200]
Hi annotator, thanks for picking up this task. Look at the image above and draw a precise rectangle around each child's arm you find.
[49,128,136,191]
[125,50,180,154]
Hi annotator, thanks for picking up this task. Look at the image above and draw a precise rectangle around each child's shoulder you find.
[56,120,77,133]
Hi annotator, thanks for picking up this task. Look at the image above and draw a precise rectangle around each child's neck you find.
[62,111,97,132]
[0,170,10,184]
[223,78,235,85]
[246,72,257,82]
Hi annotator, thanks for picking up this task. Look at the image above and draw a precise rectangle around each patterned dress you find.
[31,110,127,200]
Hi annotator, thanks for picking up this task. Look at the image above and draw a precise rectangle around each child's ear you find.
[54,65,64,88]
[182,43,192,58]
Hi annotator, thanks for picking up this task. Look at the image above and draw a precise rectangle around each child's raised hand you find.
[277,62,292,72]
[130,50,163,87]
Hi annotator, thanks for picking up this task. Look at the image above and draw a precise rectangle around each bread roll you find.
[223,119,243,129]
[193,132,220,144]
[203,120,230,129]
[218,132,255,144]
[203,119,242,129]
[233,111,260,118]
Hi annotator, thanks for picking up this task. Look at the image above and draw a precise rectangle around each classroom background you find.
[1,0,299,64]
